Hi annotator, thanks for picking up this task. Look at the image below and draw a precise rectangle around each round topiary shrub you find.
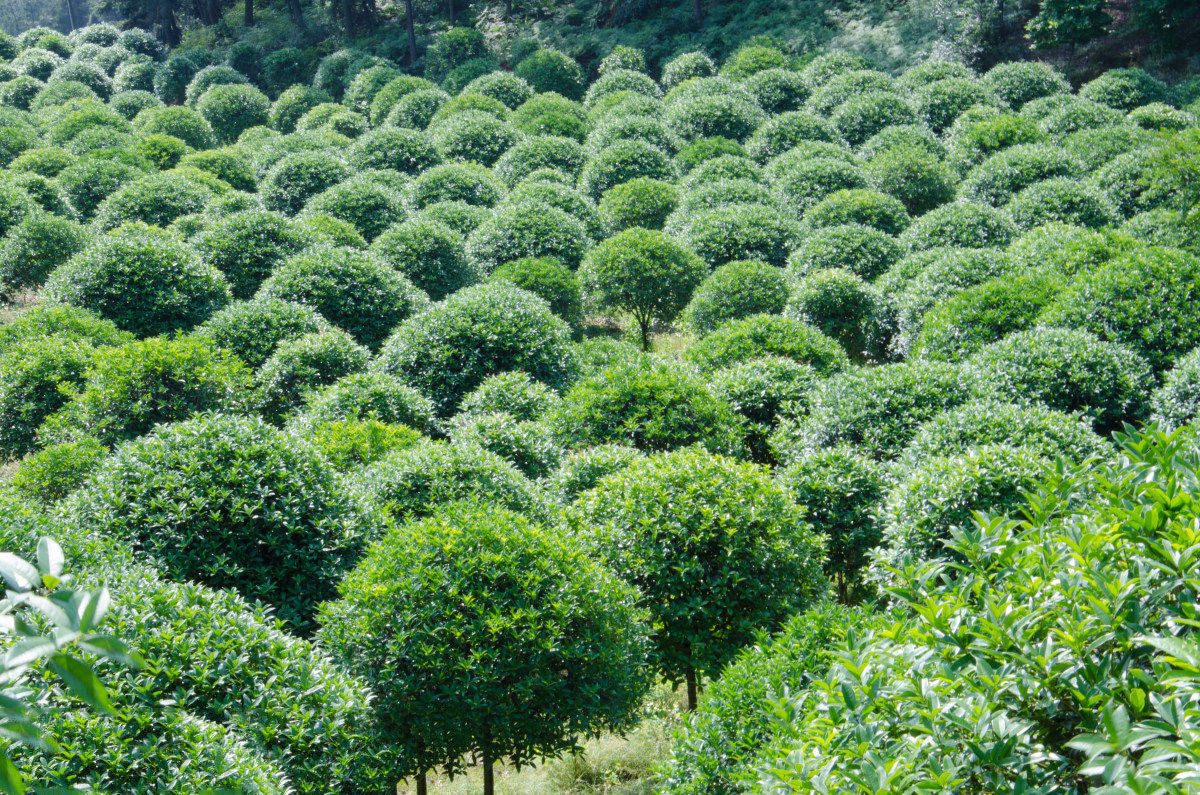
[10,436,106,505]
[317,500,648,790]
[744,67,808,114]
[370,216,475,301]
[51,60,112,99]
[254,330,371,423]
[804,189,909,237]
[407,161,504,209]
[8,147,77,179]
[510,91,588,139]
[1040,98,1123,138]
[467,201,588,271]
[91,170,217,231]
[901,398,1109,465]
[683,259,789,336]
[579,138,678,200]
[297,371,436,436]
[745,111,838,164]
[982,61,1069,109]
[805,69,894,115]
[269,85,332,134]
[343,64,401,116]
[963,326,1152,434]
[833,91,916,147]
[301,177,406,243]
[261,151,350,216]
[875,444,1051,575]
[675,137,747,172]
[196,83,270,144]
[356,439,541,520]
[687,313,849,376]
[344,128,439,178]
[862,145,956,217]
[711,355,818,464]
[570,446,825,701]
[1038,246,1200,374]
[132,104,215,149]
[39,335,250,447]
[958,143,1080,206]
[788,359,971,460]
[1005,177,1119,230]
[0,212,87,294]
[1151,347,1200,429]
[507,179,605,240]
[457,370,563,423]
[62,412,374,631]
[449,412,560,479]
[1060,125,1150,173]
[1079,67,1173,112]
[946,112,1046,172]
[900,200,1016,251]
[770,155,866,215]
[428,110,520,167]
[676,203,800,269]
[660,51,715,89]
[544,443,640,504]
[494,135,583,187]
[664,93,767,143]
[583,68,661,109]
[256,245,428,350]
[914,77,997,133]
[788,222,900,281]
[0,335,95,460]
[191,210,305,299]
[910,270,1064,362]
[0,181,35,240]
[385,86,451,129]
[595,177,677,232]
[786,268,879,361]
[44,222,230,338]
[184,64,248,106]
[376,280,575,417]
[193,297,331,369]
[489,257,584,333]
[0,304,131,355]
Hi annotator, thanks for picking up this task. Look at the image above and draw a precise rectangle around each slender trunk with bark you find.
[447,0,454,25]
[287,0,306,30]
[245,0,254,26]
[65,0,77,31]
[685,667,698,711]
[404,0,417,67]
[482,738,495,795]
[415,771,427,795]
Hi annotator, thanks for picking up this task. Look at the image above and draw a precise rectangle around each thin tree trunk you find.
[245,0,254,26]
[416,771,427,795]
[685,667,698,711]
[693,0,702,27]
[65,0,77,31]
[482,739,495,795]
[447,0,454,25]
[287,0,306,30]
[638,316,651,351]
[404,0,417,68]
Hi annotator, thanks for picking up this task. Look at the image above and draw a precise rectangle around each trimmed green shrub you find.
[155,53,199,104]
[1079,67,1173,112]
[580,138,678,201]
[744,68,808,114]
[1151,347,1200,429]
[371,217,475,301]
[911,270,1064,362]
[598,178,678,232]
[425,27,488,82]
[63,412,374,632]
[1061,124,1151,172]
[1006,176,1119,230]
[355,439,541,519]
[51,60,112,99]
[510,91,588,139]
[193,297,330,369]
[684,260,788,336]
[544,443,640,504]
[256,245,428,350]
[863,145,956,216]
[368,75,436,125]
[467,201,589,272]
[8,147,77,179]
[299,370,436,434]
[552,358,744,456]
[407,161,503,209]
[678,203,800,269]
[428,110,520,167]
[418,200,492,236]
[40,335,250,447]
[91,169,217,230]
[688,313,849,376]
[489,257,584,332]
[180,147,255,192]
[788,222,900,281]
[0,304,131,354]
[787,268,879,361]
[964,326,1152,434]
[313,50,369,100]
[507,179,605,240]
[665,93,766,143]
[902,398,1109,464]
[901,200,1016,251]
[0,335,95,460]
[960,143,1081,206]
[301,177,406,243]
[494,135,583,187]
[806,69,894,115]
[458,370,562,423]
[225,40,265,83]
[770,156,866,215]
[711,355,818,464]
[134,133,190,170]
[449,413,560,478]
[385,86,451,129]
[376,280,575,417]
[303,419,421,472]
[0,213,86,294]
[344,64,402,115]
[661,51,716,90]
[675,137,747,172]
[261,151,350,215]
[1040,97,1123,138]
[44,222,230,338]
[584,68,661,109]
[833,91,915,147]
[788,359,970,460]
[318,501,649,789]
[1126,102,1195,131]
[571,447,825,702]
[131,105,215,151]
[982,61,1069,108]
[1008,221,1137,276]
[946,112,1045,171]
[192,210,304,299]
[269,85,332,134]
[580,227,705,349]
[184,64,248,106]
[10,436,106,505]
[913,77,998,133]
[254,330,371,424]
[197,83,270,144]
[800,51,871,89]
[875,444,1051,575]
[745,111,838,163]
[1039,247,1200,373]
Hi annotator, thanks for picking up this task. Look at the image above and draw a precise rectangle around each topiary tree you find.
[0,212,87,295]
[489,257,584,333]
[1006,177,1119,230]
[0,335,96,461]
[777,448,885,600]
[38,335,250,448]
[301,177,406,243]
[467,201,589,272]
[54,157,139,221]
[863,145,957,217]
[253,330,370,424]
[133,104,215,149]
[1151,347,1200,429]
[598,178,678,232]
[677,203,800,270]
[900,200,1017,251]
[580,139,678,201]
[425,27,488,82]
[711,355,818,465]
[407,161,503,210]
[515,50,585,100]
[428,110,520,167]
[197,83,270,144]
[805,188,910,236]
[256,245,428,351]
[963,326,1153,435]
[318,501,649,795]
[62,413,376,632]
[192,210,305,299]
[375,281,575,417]
[370,217,476,301]
[44,222,231,338]
[552,358,744,456]
[787,268,880,362]
[1079,67,1173,113]
[1039,247,1200,374]
[788,222,901,281]
[913,77,997,133]
[983,61,1069,109]
[683,259,789,336]
[299,370,436,434]
[579,228,705,351]
[448,413,560,479]
[687,313,849,375]
[457,370,562,424]
[91,170,216,231]
[570,447,826,709]
[10,436,106,505]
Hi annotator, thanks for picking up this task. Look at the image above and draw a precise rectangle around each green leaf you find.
[0,751,24,795]
[4,637,57,670]
[34,539,62,582]
[0,555,40,593]
[47,654,115,716]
